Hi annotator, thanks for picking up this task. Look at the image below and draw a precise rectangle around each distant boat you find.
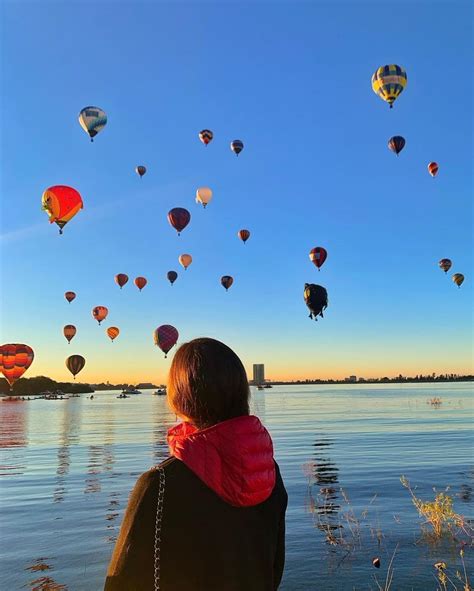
[153,387,167,396]
[264,384,273,389]
[122,387,141,395]
[117,393,130,399]
[257,385,265,391]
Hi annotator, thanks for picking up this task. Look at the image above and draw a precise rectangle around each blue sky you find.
[1,1,472,383]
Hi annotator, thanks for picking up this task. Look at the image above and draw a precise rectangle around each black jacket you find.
[105,457,287,590]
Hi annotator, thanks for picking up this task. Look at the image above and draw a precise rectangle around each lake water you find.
[1,383,472,590]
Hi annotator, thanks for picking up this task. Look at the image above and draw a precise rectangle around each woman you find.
[105,338,288,591]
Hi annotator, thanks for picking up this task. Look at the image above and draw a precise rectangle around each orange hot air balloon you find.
[115,274,129,289]
[452,273,464,288]
[428,162,439,177]
[106,327,120,342]
[63,325,77,344]
[179,254,192,270]
[238,229,250,244]
[66,355,85,379]
[42,185,83,234]
[0,344,35,390]
[65,291,76,303]
[92,306,108,325]
[134,277,147,291]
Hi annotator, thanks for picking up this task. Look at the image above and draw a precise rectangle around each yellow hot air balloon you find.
[106,327,120,342]
[371,65,407,108]
[452,273,464,288]
[196,187,213,208]
[179,254,192,270]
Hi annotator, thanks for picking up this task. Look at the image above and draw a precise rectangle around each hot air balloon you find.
[179,254,192,270]
[135,165,146,178]
[106,327,120,342]
[304,284,328,321]
[428,162,439,177]
[92,306,108,325]
[63,325,76,344]
[452,273,464,288]
[167,271,178,285]
[0,344,34,390]
[230,140,244,156]
[438,259,452,274]
[221,276,234,291]
[168,208,191,235]
[65,291,76,303]
[115,274,129,289]
[371,65,407,108]
[66,355,85,379]
[238,229,250,244]
[42,185,83,234]
[372,558,381,569]
[199,129,213,146]
[196,187,213,208]
[388,136,406,155]
[153,325,179,358]
[134,276,147,291]
[309,247,328,271]
[78,106,107,142]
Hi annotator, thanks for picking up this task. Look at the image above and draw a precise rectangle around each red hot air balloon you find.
[168,208,191,235]
[63,325,77,344]
[438,259,452,274]
[0,344,35,390]
[134,277,147,291]
[309,247,328,271]
[428,162,439,177]
[92,306,108,325]
[41,185,83,234]
[65,291,76,303]
[238,229,250,244]
[221,276,234,291]
[153,325,179,358]
[167,271,178,285]
[115,274,129,289]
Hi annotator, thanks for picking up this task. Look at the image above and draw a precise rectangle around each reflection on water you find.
[0,399,29,475]
[0,384,472,590]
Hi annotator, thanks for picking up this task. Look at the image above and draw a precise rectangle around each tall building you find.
[253,364,265,385]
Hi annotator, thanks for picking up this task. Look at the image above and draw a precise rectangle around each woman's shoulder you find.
[132,457,188,491]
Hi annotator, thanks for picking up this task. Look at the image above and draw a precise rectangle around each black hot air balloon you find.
[167,271,178,285]
[66,354,86,379]
[221,276,234,291]
[388,136,406,156]
[304,284,328,321]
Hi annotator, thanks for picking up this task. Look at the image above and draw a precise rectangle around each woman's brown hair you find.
[167,338,250,429]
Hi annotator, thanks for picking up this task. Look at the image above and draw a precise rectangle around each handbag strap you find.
[154,467,166,591]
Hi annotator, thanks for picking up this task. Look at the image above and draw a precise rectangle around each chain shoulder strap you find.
[154,467,166,591]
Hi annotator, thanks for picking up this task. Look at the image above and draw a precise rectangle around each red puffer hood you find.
[167,415,276,507]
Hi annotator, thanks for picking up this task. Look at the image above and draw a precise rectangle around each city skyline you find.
[1,2,472,385]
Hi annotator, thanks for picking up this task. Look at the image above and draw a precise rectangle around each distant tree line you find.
[270,374,473,385]
[0,376,94,396]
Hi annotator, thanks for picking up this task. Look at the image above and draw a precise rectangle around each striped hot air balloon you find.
[452,273,464,288]
[0,344,35,390]
[78,106,107,142]
[106,327,120,342]
[428,162,439,177]
[153,325,179,358]
[66,355,86,378]
[371,65,407,108]
[199,129,213,145]
[65,291,76,303]
[63,325,77,344]
[115,274,129,289]
[168,208,191,235]
[238,229,250,244]
[221,276,234,291]
[388,136,406,155]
